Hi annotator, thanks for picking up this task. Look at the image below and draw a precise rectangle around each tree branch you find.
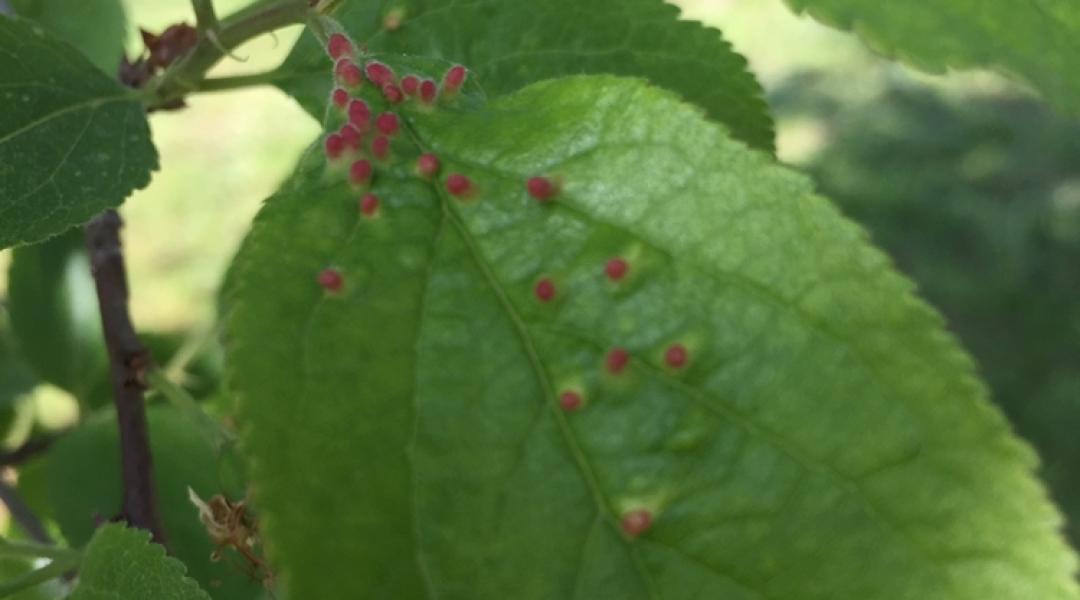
[0,480,51,545]
[85,210,167,546]
[150,0,310,106]
[0,435,57,467]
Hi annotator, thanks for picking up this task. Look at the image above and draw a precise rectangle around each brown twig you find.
[85,210,167,546]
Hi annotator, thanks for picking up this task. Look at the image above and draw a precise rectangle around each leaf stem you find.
[191,0,220,31]
[149,0,310,106]
[0,540,79,563]
[85,211,168,547]
[144,369,236,452]
[194,69,285,93]
[0,553,81,598]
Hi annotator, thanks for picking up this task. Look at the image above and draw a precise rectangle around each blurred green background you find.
[1,0,1077,563]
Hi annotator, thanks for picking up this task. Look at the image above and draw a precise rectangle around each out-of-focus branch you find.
[0,480,51,544]
[0,435,57,467]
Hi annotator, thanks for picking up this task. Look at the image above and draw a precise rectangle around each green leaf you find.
[0,309,36,438]
[227,71,1079,598]
[6,229,107,401]
[276,0,774,151]
[47,407,260,600]
[0,16,157,250]
[0,308,36,407]
[9,0,126,73]
[780,0,1080,116]
[69,524,210,600]
[769,70,1080,545]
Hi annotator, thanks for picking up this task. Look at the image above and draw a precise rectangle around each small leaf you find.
[68,523,210,600]
[6,229,107,401]
[780,0,1080,116]
[276,0,775,151]
[48,407,260,599]
[227,71,1079,598]
[0,16,157,250]
[9,0,127,73]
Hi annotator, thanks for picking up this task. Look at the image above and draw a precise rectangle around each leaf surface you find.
[782,0,1080,116]
[0,310,34,446]
[0,16,156,249]
[276,0,774,151]
[10,0,126,73]
[69,523,210,600]
[227,72,1079,599]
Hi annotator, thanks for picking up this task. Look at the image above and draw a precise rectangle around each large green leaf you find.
[47,407,260,600]
[0,16,156,250]
[781,0,1080,116]
[275,0,774,151]
[68,524,210,600]
[227,69,1078,598]
[9,0,126,73]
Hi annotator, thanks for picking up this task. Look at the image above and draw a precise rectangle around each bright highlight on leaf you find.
[228,71,1079,599]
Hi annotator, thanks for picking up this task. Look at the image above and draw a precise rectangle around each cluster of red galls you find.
[317,33,685,539]
[321,33,479,212]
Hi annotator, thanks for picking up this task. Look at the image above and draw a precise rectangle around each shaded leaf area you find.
[69,524,210,600]
[770,69,1080,544]
[276,0,774,151]
[43,407,258,600]
[0,309,35,433]
[6,229,106,402]
[0,17,156,249]
[9,0,126,73]
[782,0,1080,117]
[228,71,1078,598]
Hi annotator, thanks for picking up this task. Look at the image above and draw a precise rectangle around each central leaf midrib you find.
[395,100,665,591]
[439,202,665,600]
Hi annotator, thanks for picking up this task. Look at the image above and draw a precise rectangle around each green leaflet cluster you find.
[227,31,1080,600]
